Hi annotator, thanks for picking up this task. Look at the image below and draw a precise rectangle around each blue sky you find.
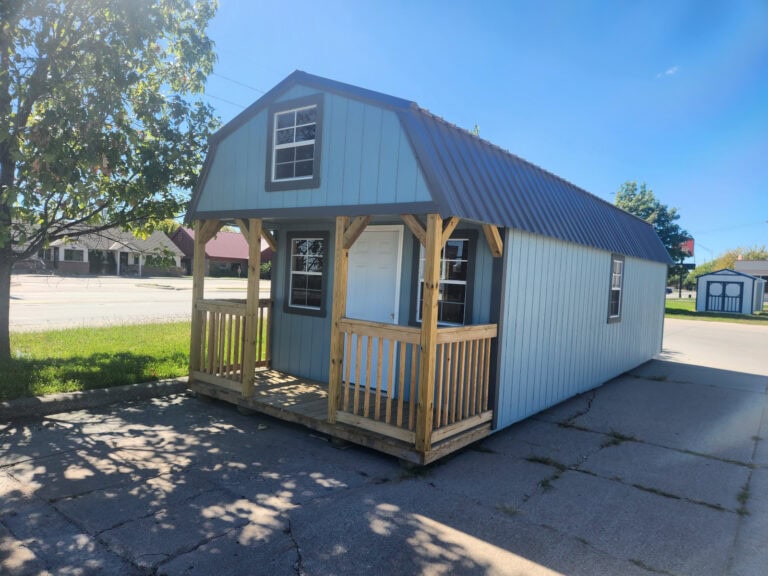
[203,0,768,263]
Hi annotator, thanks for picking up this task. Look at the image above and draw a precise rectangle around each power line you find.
[211,72,266,94]
[204,92,247,109]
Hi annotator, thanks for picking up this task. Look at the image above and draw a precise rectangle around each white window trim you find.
[272,104,317,183]
[417,238,470,326]
[608,254,624,321]
[289,236,324,311]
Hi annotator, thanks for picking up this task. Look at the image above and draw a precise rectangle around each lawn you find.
[1,322,191,402]
[665,298,768,324]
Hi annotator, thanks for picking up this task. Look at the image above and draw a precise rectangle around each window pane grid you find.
[608,255,624,319]
[289,237,324,310]
[273,104,317,182]
[417,239,470,325]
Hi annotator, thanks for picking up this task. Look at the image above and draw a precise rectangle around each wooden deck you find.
[188,369,492,465]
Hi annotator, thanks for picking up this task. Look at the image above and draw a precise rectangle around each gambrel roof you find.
[190,71,672,264]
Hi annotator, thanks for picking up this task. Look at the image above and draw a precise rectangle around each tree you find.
[687,245,768,287]
[0,0,219,359]
[614,182,690,262]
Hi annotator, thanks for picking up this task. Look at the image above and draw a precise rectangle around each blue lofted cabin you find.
[186,71,671,465]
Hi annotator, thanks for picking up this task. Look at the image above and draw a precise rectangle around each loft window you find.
[417,238,471,326]
[608,254,624,322]
[285,233,328,316]
[274,106,316,180]
[266,94,323,191]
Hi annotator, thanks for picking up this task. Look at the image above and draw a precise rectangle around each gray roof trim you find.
[190,201,439,222]
[209,70,411,147]
[699,268,761,280]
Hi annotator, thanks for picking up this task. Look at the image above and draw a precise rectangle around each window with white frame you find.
[608,254,624,322]
[266,95,323,191]
[273,105,316,181]
[417,238,471,325]
[288,236,325,311]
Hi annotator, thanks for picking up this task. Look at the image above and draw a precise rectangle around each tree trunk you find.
[0,243,11,360]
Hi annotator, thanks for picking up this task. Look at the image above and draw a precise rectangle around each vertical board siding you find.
[495,229,666,430]
[194,88,433,214]
[270,223,334,382]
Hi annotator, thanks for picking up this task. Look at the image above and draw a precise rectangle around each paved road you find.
[1,319,766,575]
[9,274,271,332]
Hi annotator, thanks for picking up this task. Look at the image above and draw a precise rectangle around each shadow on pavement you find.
[0,358,766,575]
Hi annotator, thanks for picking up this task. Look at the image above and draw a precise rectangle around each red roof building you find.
[170,227,273,276]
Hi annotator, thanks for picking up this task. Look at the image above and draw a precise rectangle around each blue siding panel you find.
[342,99,365,206]
[323,94,347,207]
[359,106,383,205]
[193,88,432,217]
[269,222,335,382]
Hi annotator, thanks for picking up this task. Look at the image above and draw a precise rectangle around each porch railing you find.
[334,318,496,445]
[191,298,270,390]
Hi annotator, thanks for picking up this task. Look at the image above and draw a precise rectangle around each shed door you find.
[706,281,743,313]
[346,226,403,391]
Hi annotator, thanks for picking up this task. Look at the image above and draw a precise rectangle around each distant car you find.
[666,287,673,294]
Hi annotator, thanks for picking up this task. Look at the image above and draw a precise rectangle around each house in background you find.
[37,228,184,276]
[184,71,671,464]
[696,269,765,315]
[734,259,768,299]
[170,226,273,276]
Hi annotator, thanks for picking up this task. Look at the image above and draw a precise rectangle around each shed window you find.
[417,238,471,325]
[286,234,327,315]
[608,254,624,322]
[266,95,323,192]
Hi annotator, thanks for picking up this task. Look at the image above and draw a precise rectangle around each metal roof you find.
[399,106,672,264]
[191,71,672,265]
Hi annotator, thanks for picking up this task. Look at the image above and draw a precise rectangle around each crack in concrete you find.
[150,525,241,575]
[560,390,596,426]
[724,394,767,575]
[284,516,304,576]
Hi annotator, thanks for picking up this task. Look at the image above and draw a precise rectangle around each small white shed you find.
[696,269,766,315]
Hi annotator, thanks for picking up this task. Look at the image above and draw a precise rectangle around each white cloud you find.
[656,65,680,79]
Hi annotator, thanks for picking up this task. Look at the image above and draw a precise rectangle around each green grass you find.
[1,322,191,402]
[665,298,768,324]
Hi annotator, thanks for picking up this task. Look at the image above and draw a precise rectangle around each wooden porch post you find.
[328,216,350,423]
[416,213,442,453]
[242,218,262,397]
[189,220,207,377]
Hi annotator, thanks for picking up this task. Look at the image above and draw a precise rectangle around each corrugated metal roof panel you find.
[400,106,672,264]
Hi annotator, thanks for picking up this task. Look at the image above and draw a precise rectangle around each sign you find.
[679,238,694,257]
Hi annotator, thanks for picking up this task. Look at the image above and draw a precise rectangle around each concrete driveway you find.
[1,318,766,575]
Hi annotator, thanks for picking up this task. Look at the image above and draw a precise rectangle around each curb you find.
[0,377,189,422]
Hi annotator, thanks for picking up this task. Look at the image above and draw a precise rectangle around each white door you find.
[346,226,403,392]
[347,226,403,323]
